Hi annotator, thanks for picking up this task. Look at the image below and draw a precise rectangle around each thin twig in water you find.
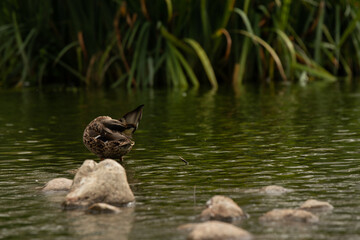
[179,156,189,165]
[193,185,196,206]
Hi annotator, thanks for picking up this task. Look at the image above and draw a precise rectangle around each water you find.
[1,83,360,240]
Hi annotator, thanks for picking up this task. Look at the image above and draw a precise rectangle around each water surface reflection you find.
[1,84,360,239]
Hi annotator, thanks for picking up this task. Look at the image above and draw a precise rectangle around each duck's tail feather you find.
[122,104,144,134]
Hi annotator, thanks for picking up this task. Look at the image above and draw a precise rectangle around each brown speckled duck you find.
[83,104,144,161]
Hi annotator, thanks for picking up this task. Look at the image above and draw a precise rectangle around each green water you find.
[1,83,360,240]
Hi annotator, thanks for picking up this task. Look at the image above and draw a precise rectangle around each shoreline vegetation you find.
[1,0,359,89]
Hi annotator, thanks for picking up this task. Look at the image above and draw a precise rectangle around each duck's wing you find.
[95,127,130,142]
[88,119,129,142]
[122,104,144,134]
[101,119,127,132]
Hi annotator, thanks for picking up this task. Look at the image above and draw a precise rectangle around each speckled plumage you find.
[83,105,144,161]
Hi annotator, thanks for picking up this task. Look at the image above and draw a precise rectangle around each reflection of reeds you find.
[1,1,359,88]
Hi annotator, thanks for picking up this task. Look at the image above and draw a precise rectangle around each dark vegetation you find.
[1,0,359,89]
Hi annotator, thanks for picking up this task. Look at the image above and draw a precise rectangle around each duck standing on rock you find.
[83,105,144,162]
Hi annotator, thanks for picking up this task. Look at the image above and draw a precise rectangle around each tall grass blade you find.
[275,29,296,76]
[51,56,86,82]
[101,56,121,81]
[218,0,236,30]
[334,4,340,75]
[184,38,218,89]
[147,57,154,87]
[165,44,178,87]
[159,23,193,54]
[294,63,336,82]
[232,7,254,86]
[173,47,200,88]
[12,13,30,86]
[212,0,235,55]
[126,21,141,49]
[165,0,173,23]
[243,0,250,14]
[200,0,210,48]
[237,30,287,81]
[233,38,250,86]
[233,8,254,34]
[279,0,291,31]
[314,0,325,64]
[54,41,79,65]
[339,8,360,48]
[128,22,150,87]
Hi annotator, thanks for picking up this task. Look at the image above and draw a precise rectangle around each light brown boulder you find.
[260,185,292,195]
[178,221,252,240]
[259,209,319,223]
[86,203,122,214]
[62,159,134,209]
[42,178,73,192]
[201,195,248,222]
[299,199,334,211]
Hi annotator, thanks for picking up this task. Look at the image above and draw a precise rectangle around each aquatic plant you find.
[0,0,359,88]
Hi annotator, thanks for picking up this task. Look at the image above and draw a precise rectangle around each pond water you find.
[1,82,360,240]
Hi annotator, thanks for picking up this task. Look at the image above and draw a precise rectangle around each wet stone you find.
[260,185,292,195]
[259,209,319,224]
[86,203,122,214]
[299,199,334,212]
[178,221,252,240]
[42,178,73,192]
[200,195,248,222]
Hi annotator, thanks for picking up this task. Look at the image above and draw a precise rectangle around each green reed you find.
[0,0,359,88]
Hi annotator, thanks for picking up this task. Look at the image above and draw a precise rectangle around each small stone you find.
[178,221,252,240]
[42,178,73,192]
[299,199,334,211]
[200,195,248,222]
[86,203,122,214]
[259,209,319,223]
[260,185,292,195]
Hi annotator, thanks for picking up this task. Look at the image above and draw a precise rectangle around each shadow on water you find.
[1,82,360,239]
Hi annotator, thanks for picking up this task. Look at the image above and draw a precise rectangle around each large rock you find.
[42,178,73,192]
[259,209,319,224]
[201,195,248,222]
[299,199,334,212]
[62,159,134,209]
[179,221,252,240]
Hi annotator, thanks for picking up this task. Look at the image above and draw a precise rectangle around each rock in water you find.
[62,159,134,209]
[260,185,292,195]
[178,221,252,240]
[42,178,73,192]
[86,203,122,214]
[200,195,248,222]
[299,199,334,211]
[259,209,319,224]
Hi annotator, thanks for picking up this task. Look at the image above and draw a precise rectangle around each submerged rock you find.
[42,178,73,192]
[178,221,252,240]
[259,209,319,224]
[200,195,248,222]
[70,207,134,240]
[62,159,134,209]
[260,185,292,195]
[299,199,334,212]
[86,203,122,214]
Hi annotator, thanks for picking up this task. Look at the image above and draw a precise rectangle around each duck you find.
[83,104,144,161]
